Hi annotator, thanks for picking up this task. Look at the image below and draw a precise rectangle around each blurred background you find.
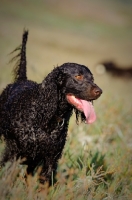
[0,0,132,109]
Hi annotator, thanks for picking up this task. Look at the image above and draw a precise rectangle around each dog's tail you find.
[10,30,28,82]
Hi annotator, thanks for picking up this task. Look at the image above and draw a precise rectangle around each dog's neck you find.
[39,71,73,130]
[48,92,73,130]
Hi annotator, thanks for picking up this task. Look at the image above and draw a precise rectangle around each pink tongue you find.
[80,100,96,124]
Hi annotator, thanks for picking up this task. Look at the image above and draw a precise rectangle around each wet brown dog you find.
[0,30,102,184]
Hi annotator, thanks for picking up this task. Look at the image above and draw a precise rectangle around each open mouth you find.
[66,94,96,124]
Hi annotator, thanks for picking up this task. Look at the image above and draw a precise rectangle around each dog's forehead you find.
[63,63,92,75]
[68,65,93,78]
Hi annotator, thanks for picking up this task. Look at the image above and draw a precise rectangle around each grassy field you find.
[0,0,132,199]
[0,99,131,199]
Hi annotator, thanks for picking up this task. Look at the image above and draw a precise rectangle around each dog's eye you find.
[75,75,83,80]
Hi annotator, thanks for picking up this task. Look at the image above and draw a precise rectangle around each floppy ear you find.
[40,69,60,124]
[42,67,67,90]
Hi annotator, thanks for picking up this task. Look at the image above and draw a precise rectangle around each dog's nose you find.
[94,87,103,96]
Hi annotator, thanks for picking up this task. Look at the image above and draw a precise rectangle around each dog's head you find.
[58,63,102,124]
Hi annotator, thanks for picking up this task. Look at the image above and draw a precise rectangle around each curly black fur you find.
[0,30,102,184]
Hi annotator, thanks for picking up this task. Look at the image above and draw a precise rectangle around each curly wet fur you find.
[0,30,102,184]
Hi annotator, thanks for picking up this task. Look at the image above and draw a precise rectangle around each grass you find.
[0,96,131,199]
